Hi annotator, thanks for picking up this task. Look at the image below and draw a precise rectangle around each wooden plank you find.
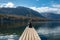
[19,27,41,40]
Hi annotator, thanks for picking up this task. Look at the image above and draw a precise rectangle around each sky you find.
[0,0,60,14]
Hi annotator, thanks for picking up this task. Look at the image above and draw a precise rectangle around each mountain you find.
[41,12,60,20]
[0,6,44,18]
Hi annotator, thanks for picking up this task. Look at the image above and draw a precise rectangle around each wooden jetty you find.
[19,22,41,40]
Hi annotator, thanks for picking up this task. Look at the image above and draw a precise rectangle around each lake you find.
[0,21,60,40]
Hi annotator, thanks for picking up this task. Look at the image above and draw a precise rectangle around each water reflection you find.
[0,34,19,40]
[0,21,60,40]
[36,21,60,40]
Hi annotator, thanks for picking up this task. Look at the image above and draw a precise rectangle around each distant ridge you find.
[0,6,44,18]
[41,12,60,19]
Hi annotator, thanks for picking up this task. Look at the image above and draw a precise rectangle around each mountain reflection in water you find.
[0,21,60,40]
[37,21,60,40]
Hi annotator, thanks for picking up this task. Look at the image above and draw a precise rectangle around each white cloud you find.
[0,2,15,8]
[0,3,5,8]
[5,2,14,8]
[52,4,60,8]
[29,6,60,14]
[30,7,48,12]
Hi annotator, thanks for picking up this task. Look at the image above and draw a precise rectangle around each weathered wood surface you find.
[19,27,41,40]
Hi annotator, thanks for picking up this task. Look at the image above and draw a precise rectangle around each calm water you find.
[0,21,60,40]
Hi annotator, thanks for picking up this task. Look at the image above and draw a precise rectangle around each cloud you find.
[52,4,60,8]
[4,2,14,8]
[29,6,60,14]
[0,2,15,8]
[0,3,5,8]
[29,4,60,14]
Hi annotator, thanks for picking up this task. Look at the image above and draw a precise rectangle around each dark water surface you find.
[0,21,60,40]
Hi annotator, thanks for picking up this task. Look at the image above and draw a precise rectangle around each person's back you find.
[29,22,32,28]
